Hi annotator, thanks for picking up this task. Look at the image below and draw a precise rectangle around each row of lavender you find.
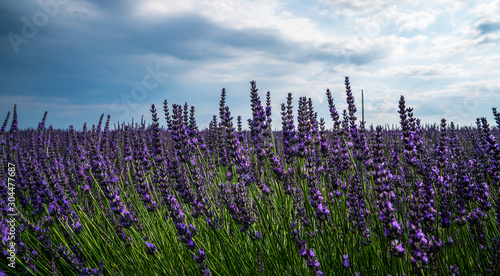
[1,77,500,275]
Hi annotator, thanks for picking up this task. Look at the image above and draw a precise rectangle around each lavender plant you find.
[0,78,499,276]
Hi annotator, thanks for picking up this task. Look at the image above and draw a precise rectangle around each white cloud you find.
[318,0,395,15]
[320,0,464,17]
[134,0,282,30]
[134,0,339,48]
[395,10,437,31]
[374,63,465,79]
[471,0,500,23]
[352,6,439,34]
[134,0,198,18]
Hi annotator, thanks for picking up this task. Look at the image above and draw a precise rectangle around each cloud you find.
[318,0,395,15]
[471,0,500,23]
[395,10,437,31]
[469,0,500,43]
[477,22,500,34]
[1,0,499,130]
[319,0,463,17]
[375,63,465,79]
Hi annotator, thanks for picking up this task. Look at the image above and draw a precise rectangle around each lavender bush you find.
[1,77,499,275]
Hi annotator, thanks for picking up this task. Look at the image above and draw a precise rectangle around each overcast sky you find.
[1,0,499,130]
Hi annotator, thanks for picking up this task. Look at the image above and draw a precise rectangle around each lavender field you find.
[1,77,500,275]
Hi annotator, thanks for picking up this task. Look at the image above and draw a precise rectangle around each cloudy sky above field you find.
[1,0,499,130]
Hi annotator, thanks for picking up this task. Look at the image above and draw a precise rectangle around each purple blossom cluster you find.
[372,126,405,257]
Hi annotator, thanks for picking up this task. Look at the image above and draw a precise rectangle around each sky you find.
[1,0,499,130]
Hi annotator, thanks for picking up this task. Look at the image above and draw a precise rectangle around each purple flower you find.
[289,219,322,274]
[145,241,157,255]
[449,264,460,276]
[347,174,371,245]
[373,126,405,256]
[343,254,350,268]
[194,248,207,264]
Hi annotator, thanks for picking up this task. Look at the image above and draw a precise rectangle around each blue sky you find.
[1,0,499,130]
